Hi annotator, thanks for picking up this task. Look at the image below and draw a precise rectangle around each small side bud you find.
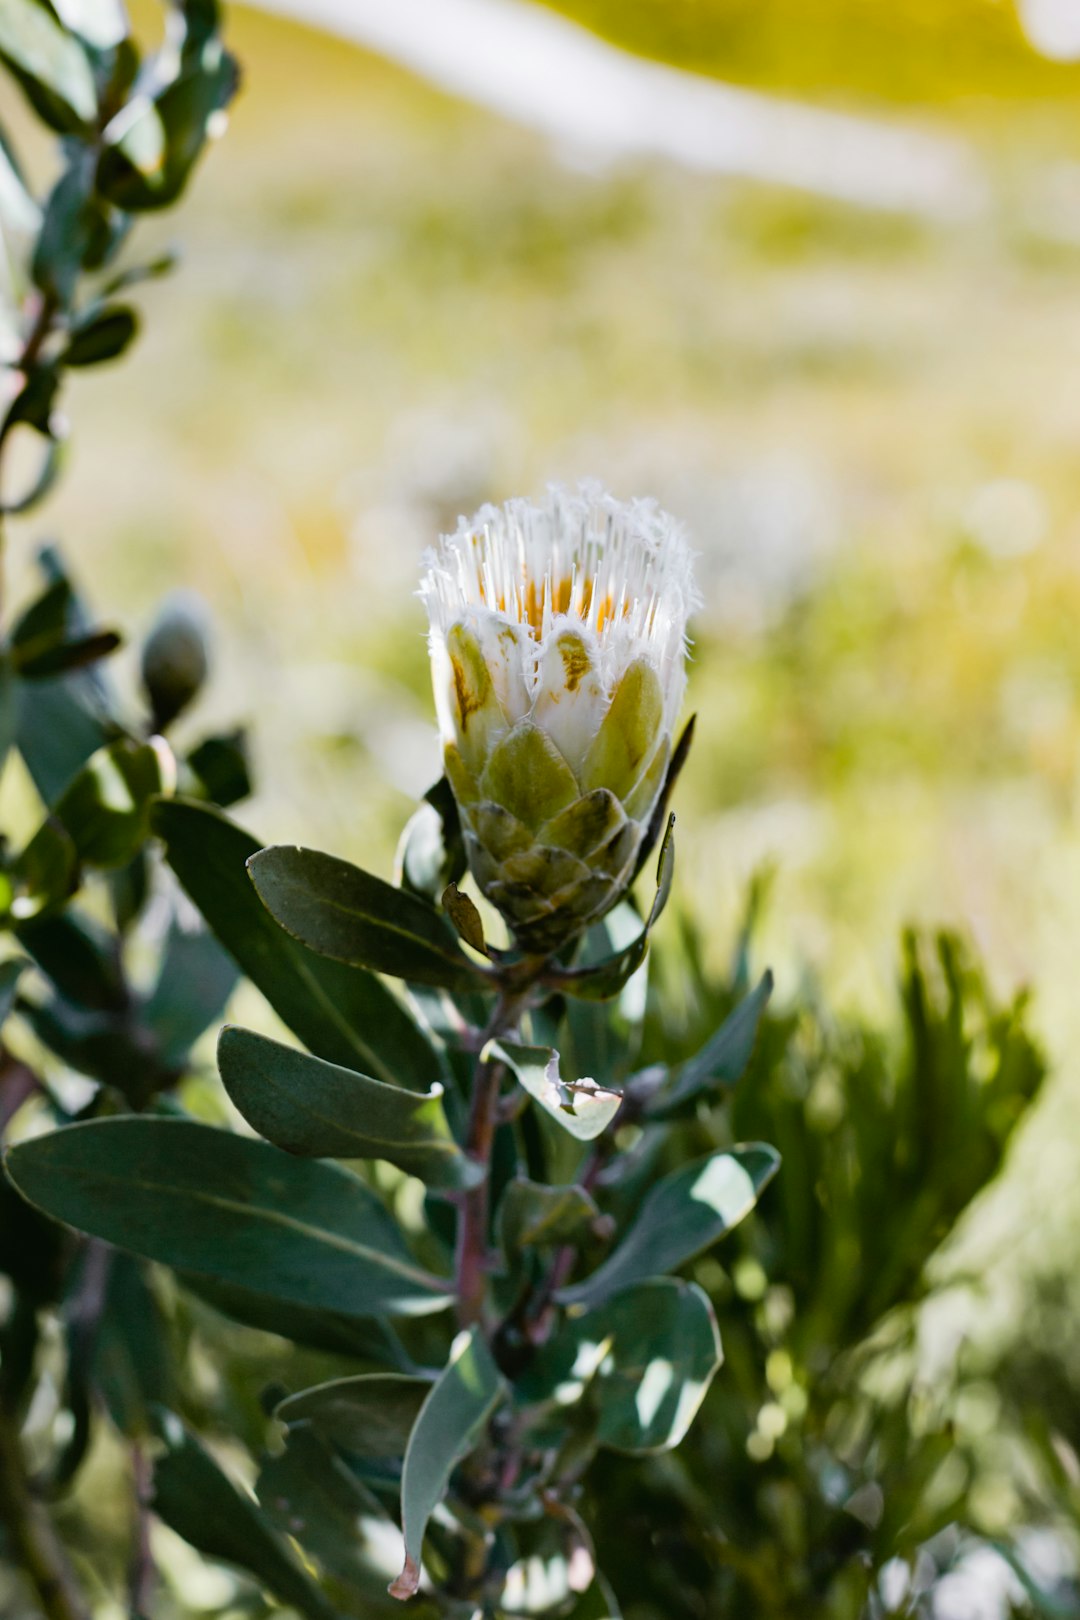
[141,591,210,730]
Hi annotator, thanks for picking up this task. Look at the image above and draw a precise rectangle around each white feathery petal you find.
[420,483,698,756]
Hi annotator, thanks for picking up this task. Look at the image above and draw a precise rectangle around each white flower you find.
[420,485,697,952]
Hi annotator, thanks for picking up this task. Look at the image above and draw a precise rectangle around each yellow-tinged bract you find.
[421,485,697,953]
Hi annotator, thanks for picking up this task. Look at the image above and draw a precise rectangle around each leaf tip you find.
[388,1554,421,1601]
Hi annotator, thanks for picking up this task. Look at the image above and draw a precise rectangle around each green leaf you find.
[7,817,78,920]
[54,737,171,868]
[648,971,773,1120]
[518,1279,721,1453]
[186,727,251,807]
[33,157,113,302]
[499,1176,600,1256]
[15,630,122,679]
[248,844,491,993]
[396,777,466,902]
[549,816,675,1002]
[441,882,487,956]
[5,1117,453,1319]
[259,1428,437,1619]
[97,43,239,211]
[0,0,97,132]
[276,1374,432,1461]
[0,954,28,1024]
[218,1026,479,1193]
[389,1326,504,1600]
[561,1143,780,1308]
[94,1254,172,1438]
[566,1575,623,1620]
[59,304,138,367]
[153,799,444,1087]
[150,1410,341,1620]
[181,1273,413,1365]
[16,674,114,806]
[141,914,238,1067]
[16,909,125,1009]
[51,0,128,50]
[488,1040,621,1142]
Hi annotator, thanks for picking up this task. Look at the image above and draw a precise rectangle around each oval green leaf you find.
[518,1278,721,1453]
[5,1117,452,1320]
[561,1143,780,1308]
[276,1373,433,1461]
[153,799,444,1089]
[389,1326,504,1600]
[218,1025,480,1193]
[248,844,491,993]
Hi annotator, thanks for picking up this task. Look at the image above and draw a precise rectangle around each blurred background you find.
[9,0,1080,1606]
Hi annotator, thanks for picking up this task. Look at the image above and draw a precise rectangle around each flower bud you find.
[140,591,211,730]
[420,485,697,954]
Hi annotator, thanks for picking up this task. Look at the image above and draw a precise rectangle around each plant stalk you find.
[0,1404,91,1620]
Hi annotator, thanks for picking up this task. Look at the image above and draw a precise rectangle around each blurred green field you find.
[12,0,1080,1287]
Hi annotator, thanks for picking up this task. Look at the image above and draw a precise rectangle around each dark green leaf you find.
[499,1176,600,1256]
[54,737,171,868]
[0,0,97,131]
[150,1410,341,1620]
[0,955,28,1025]
[648,971,773,1120]
[5,1117,453,1319]
[390,1326,504,1599]
[630,714,694,885]
[141,913,237,1066]
[561,1143,780,1308]
[7,816,78,920]
[97,45,239,211]
[518,1279,721,1453]
[153,800,444,1087]
[186,727,251,807]
[488,1040,621,1142]
[94,1254,173,1438]
[17,673,113,802]
[218,1026,478,1193]
[59,304,137,367]
[0,654,18,777]
[259,1428,435,1619]
[33,158,112,301]
[549,817,675,1002]
[16,909,125,1009]
[15,630,122,679]
[566,1575,623,1620]
[181,1274,413,1366]
[276,1374,432,1460]
[248,845,492,993]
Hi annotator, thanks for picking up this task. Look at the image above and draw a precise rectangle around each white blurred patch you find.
[1020,0,1080,60]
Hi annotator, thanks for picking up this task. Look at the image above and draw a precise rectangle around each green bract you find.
[421,487,697,954]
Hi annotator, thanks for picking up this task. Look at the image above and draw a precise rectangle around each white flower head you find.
[420,484,698,951]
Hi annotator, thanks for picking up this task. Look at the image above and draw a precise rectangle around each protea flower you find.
[420,485,697,955]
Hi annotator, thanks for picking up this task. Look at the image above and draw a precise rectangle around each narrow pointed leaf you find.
[561,1143,780,1308]
[276,1374,433,1460]
[249,844,491,993]
[5,1117,452,1319]
[150,1410,340,1620]
[489,1039,622,1142]
[153,799,444,1088]
[218,1026,479,1192]
[648,971,774,1120]
[518,1279,721,1453]
[389,1327,504,1600]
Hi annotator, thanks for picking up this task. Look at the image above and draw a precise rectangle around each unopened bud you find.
[140,591,210,729]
